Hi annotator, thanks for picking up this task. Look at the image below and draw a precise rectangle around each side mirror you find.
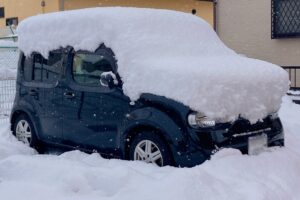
[100,71,118,88]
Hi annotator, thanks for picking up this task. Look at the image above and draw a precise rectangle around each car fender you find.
[10,101,42,140]
[119,107,187,158]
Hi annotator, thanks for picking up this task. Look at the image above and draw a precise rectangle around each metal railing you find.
[0,47,19,73]
[0,43,18,121]
[0,78,16,121]
[282,66,300,90]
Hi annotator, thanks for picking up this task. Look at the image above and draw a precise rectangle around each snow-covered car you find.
[10,7,289,167]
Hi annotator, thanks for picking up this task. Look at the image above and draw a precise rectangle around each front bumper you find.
[172,117,284,167]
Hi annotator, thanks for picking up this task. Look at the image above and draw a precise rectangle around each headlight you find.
[188,113,216,128]
[269,112,278,120]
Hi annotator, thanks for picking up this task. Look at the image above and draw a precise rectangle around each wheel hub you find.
[15,120,32,145]
[134,140,163,166]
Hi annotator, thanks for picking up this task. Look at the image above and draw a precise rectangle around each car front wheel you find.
[129,132,173,167]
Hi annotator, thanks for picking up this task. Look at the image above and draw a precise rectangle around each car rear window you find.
[23,51,62,84]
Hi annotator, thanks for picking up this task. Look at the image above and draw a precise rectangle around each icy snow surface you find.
[0,97,300,199]
[17,7,289,122]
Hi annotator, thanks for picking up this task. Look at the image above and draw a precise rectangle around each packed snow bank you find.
[0,97,300,200]
[17,7,289,122]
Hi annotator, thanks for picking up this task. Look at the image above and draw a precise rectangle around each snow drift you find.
[17,7,289,122]
[0,98,300,200]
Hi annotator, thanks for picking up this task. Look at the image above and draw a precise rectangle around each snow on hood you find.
[17,7,289,122]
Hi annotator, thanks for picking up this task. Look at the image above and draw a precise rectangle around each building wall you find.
[63,0,214,26]
[217,0,300,66]
[0,0,60,27]
[0,0,214,28]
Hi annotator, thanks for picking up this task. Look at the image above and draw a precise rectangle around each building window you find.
[272,0,300,38]
[0,7,4,18]
[6,17,18,26]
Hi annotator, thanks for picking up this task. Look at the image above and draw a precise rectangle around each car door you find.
[62,49,115,153]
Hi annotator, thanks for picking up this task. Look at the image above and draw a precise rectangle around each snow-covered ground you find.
[0,97,299,200]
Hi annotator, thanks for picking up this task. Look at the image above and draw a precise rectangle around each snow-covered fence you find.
[282,66,300,90]
[0,46,19,78]
[0,45,18,121]
[0,78,15,121]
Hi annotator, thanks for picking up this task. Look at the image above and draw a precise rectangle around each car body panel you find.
[11,47,285,167]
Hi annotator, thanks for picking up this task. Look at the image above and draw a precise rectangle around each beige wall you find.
[63,0,214,26]
[0,0,60,27]
[217,0,300,66]
[0,0,214,28]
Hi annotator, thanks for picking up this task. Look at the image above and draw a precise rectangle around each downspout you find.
[213,0,218,33]
[59,0,65,11]
[196,0,218,33]
[41,0,45,14]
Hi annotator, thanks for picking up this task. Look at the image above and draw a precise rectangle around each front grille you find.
[225,118,272,137]
[193,117,283,151]
[232,128,272,138]
[218,118,282,150]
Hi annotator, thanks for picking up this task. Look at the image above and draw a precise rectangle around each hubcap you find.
[134,140,163,166]
[15,120,32,145]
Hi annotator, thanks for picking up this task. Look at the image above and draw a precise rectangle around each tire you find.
[129,131,173,167]
[13,114,42,152]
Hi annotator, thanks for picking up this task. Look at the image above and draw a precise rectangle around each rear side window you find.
[23,51,62,84]
[72,53,113,86]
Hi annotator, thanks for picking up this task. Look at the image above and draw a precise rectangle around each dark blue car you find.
[10,44,284,167]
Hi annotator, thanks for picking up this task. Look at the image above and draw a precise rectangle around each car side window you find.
[24,51,62,83]
[72,53,113,86]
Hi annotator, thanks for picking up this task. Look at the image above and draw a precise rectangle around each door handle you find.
[29,89,38,96]
[64,91,75,99]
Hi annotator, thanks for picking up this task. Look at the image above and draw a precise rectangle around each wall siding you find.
[217,0,300,66]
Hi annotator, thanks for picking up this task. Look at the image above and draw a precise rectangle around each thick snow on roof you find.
[17,7,289,122]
